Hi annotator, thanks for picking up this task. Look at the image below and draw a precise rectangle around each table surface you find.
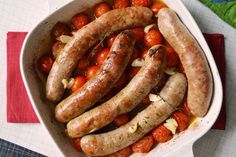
[0,0,236,157]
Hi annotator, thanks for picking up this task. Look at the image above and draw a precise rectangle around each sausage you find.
[46,7,153,102]
[157,8,213,117]
[80,73,187,156]
[67,45,166,138]
[55,30,135,123]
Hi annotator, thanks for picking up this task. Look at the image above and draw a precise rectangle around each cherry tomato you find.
[131,0,151,7]
[52,41,65,58]
[182,100,193,117]
[114,147,133,157]
[96,48,110,66]
[113,0,130,9]
[88,43,104,63]
[86,66,100,80]
[141,48,149,59]
[94,2,111,18]
[106,34,117,48]
[172,111,189,132]
[132,135,154,153]
[113,74,127,89]
[51,22,70,39]
[152,124,173,143]
[71,76,87,92]
[73,138,82,152]
[128,67,140,80]
[144,29,163,47]
[114,114,129,126]
[151,3,167,15]
[77,57,90,71]
[131,27,145,43]
[71,13,90,30]
[38,55,54,74]
[166,47,179,67]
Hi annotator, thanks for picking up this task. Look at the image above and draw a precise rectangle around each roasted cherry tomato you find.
[106,34,117,48]
[38,55,54,74]
[113,0,130,9]
[71,76,87,92]
[73,138,82,152]
[114,114,129,126]
[151,3,167,15]
[166,46,179,67]
[86,65,100,80]
[114,147,133,157]
[96,48,110,66]
[51,22,70,39]
[131,27,145,43]
[77,57,90,71]
[144,29,163,47]
[113,74,127,89]
[132,135,154,153]
[52,41,65,58]
[172,111,189,132]
[182,100,192,117]
[152,124,173,143]
[128,67,140,80]
[131,0,151,7]
[94,2,111,18]
[71,13,90,30]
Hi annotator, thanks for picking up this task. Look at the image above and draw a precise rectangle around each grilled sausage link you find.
[67,45,166,138]
[158,8,213,117]
[80,73,187,156]
[55,30,135,123]
[46,7,153,102]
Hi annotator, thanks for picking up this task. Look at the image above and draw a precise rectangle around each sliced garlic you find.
[149,94,162,102]
[56,35,72,44]
[62,79,68,89]
[165,67,177,75]
[131,58,144,67]
[128,123,138,133]
[62,78,74,89]
[164,118,178,134]
[67,78,75,89]
[144,24,157,33]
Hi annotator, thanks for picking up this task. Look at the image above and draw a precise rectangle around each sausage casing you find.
[80,73,187,156]
[66,45,166,138]
[46,7,153,102]
[158,8,213,117]
[55,30,135,123]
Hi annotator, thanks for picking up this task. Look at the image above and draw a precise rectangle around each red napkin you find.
[6,32,226,129]
[7,32,39,123]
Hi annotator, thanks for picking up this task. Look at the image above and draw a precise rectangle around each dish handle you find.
[165,143,194,157]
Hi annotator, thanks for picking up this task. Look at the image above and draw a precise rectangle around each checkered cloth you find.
[0,139,46,157]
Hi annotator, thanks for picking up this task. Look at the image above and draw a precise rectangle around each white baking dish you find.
[20,0,223,156]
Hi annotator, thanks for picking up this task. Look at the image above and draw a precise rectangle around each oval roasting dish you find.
[20,0,223,156]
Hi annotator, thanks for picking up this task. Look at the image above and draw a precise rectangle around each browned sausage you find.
[46,7,153,102]
[66,45,166,138]
[80,73,187,156]
[158,8,213,117]
[55,30,135,123]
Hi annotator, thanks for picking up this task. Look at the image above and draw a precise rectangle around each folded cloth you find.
[200,0,236,28]
[6,32,39,123]
[6,32,226,130]
[203,33,226,130]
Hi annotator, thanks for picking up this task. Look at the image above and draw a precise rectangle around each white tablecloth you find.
[0,0,235,156]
